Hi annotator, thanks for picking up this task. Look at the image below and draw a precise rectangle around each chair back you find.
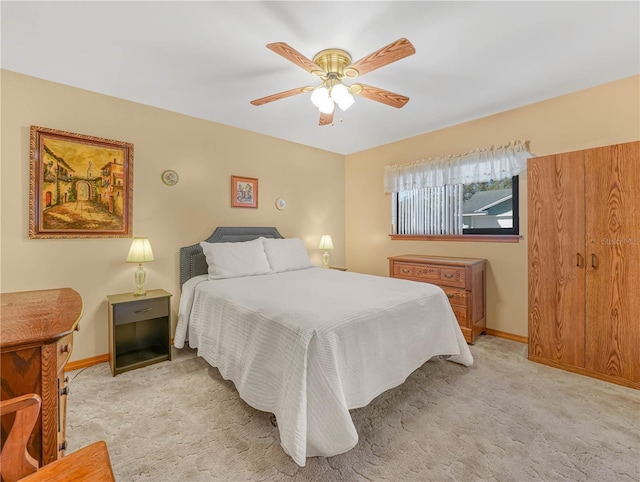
[0,394,42,482]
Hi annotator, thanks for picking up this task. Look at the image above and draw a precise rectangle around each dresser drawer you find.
[439,267,466,288]
[414,264,440,282]
[442,287,468,307]
[113,297,168,325]
[393,263,415,278]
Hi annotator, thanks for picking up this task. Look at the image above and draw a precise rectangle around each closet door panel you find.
[528,151,585,367]
[585,141,640,383]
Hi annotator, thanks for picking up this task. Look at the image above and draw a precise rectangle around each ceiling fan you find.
[250,38,416,126]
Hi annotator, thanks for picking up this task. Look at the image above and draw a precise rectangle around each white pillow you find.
[200,238,272,279]
[261,237,313,273]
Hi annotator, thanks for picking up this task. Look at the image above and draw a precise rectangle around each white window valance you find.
[384,140,532,193]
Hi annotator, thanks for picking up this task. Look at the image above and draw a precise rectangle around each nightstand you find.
[107,289,172,376]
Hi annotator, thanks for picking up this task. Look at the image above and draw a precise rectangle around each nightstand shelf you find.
[115,348,168,371]
[107,289,172,376]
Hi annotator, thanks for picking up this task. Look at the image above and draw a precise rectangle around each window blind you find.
[393,185,464,235]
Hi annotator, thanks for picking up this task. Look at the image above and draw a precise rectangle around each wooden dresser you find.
[388,255,486,343]
[0,288,82,468]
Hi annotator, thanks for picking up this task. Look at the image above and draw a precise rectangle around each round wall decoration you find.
[161,170,179,186]
[275,198,287,210]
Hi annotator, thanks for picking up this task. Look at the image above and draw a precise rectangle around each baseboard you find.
[66,353,109,371]
[529,355,639,390]
[484,328,528,344]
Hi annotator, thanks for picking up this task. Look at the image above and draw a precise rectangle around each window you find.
[386,141,530,239]
[462,176,519,235]
[391,176,520,236]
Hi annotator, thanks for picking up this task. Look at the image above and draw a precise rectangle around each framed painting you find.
[29,126,134,238]
[231,175,258,208]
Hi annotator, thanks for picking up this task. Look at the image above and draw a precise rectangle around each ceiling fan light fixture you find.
[253,39,416,124]
[331,84,355,111]
[337,95,355,112]
[330,83,347,101]
[310,86,329,108]
[318,98,335,114]
[330,82,347,100]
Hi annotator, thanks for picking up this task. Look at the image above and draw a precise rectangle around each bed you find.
[174,227,473,466]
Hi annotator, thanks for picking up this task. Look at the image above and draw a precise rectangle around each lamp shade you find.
[330,83,349,102]
[126,237,154,263]
[318,235,334,250]
[336,93,354,111]
[318,98,335,114]
[310,87,329,108]
[329,83,354,111]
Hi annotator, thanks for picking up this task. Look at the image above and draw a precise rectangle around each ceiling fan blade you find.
[250,87,310,106]
[266,42,324,76]
[344,38,416,78]
[319,111,334,126]
[351,83,410,108]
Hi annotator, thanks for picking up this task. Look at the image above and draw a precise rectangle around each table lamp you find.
[318,235,333,269]
[126,237,154,296]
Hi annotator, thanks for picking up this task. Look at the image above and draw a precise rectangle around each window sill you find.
[389,234,522,243]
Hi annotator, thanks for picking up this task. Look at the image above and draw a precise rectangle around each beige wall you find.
[345,75,640,338]
[3,71,638,362]
[1,70,346,362]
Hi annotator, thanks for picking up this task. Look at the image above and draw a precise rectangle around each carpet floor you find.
[67,336,639,481]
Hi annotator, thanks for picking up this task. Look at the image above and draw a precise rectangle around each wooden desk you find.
[19,441,115,482]
[0,288,82,467]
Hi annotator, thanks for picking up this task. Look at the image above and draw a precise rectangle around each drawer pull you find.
[60,385,70,396]
[135,307,153,314]
[401,268,411,274]
[447,294,454,298]
[444,273,454,279]
[59,441,67,452]
[61,343,72,353]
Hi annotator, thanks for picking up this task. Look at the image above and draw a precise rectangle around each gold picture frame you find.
[29,126,134,238]
[231,175,258,208]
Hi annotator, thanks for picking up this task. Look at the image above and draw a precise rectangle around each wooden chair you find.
[1,394,115,482]
[1,394,41,481]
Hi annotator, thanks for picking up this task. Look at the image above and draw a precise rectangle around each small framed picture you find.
[231,175,258,208]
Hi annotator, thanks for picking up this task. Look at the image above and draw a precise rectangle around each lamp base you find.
[133,264,147,296]
[322,250,330,269]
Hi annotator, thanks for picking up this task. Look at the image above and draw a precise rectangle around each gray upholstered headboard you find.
[179,226,284,287]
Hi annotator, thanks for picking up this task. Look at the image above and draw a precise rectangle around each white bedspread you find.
[174,267,473,466]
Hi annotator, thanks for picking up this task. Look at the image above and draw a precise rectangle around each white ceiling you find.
[2,1,639,155]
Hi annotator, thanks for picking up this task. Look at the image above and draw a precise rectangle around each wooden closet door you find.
[584,141,640,384]
[528,151,586,367]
